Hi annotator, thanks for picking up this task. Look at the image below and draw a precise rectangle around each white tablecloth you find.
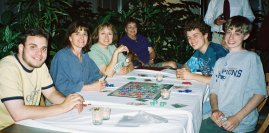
[16,69,208,133]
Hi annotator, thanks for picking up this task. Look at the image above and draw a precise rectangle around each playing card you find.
[136,98,148,102]
[171,103,187,108]
[144,79,152,82]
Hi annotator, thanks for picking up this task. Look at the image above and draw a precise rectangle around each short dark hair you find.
[225,16,252,34]
[21,28,49,45]
[183,18,210,37]
[124,17,140,29]
[92,23,118,43]
[63,20,91,52]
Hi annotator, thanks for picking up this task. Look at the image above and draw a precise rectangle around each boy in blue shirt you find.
[176,18,228,83]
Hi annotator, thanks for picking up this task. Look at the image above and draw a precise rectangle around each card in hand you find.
[138,74,148,77]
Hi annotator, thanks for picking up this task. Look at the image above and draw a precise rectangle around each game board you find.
[108,82,173,100]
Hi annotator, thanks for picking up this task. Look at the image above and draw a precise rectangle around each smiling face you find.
[19,36,48,70]
[186,28,209,53]
[224,28,249,52]
[125,22,138,39]
[98,26,114,47]
[224,16,251,52]
[69,27,88,50]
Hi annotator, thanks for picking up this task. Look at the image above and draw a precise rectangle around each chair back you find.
[257,73,269,133]
[257,73,269,112]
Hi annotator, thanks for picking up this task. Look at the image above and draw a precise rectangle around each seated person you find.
[0,28,84,130]
[176,18,228,83]
[50,21,106,96]
[119,17,177,69]
[88,23,134,77]
[200,16,267,133]
[176,18,228,117]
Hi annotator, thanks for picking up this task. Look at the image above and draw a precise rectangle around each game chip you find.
[127,77,136,80]
[220,115,227,122]
[160,102,167,107]
[182,81,192,85]
[106,83,114,87]
[150,102,156,106]
[178,89,192,93]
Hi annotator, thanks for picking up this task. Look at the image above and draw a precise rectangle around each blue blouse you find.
[50,47,102,96]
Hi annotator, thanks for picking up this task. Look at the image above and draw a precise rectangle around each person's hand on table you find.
[119,66,127,75]
[93,80,107,91]
[222,115,240,132]
[176,68,192,80]
[62,93,84,113]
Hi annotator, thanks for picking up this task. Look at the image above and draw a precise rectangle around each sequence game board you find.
[108,82,173,100]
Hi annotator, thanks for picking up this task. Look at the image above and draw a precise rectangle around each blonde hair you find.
[225,16,252,35]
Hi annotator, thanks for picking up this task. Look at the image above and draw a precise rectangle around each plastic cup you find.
[161,89,171,100]
[102,107,111,120]
[156,73,163,82]
[92,107,103,125]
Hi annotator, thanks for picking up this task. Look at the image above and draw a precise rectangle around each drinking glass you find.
[161,89,171,100]
[102,107,111,120]
[156,73,163,82]
[92,107,103,125]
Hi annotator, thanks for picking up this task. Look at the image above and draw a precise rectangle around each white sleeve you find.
[242,0,255,22]
[204,0,217,26]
